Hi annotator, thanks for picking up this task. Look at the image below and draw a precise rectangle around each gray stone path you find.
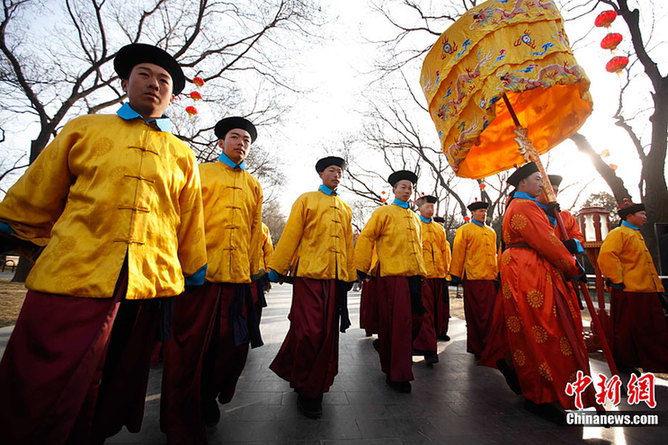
[2,284,667,444]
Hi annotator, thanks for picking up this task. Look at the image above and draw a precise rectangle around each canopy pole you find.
[502,93,620,396]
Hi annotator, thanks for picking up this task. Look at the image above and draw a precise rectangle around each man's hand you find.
[267,269,281,283]
[545,202,561,216]
[562,238,584,255]
[357,270,368,281]
[606,280,625,290]
[569,261,587,283]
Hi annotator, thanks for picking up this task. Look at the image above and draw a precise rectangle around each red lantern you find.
[381,191,386,195]
[600,33,623,51]
[193,76,205,87]
[479,183,486,190]
[185,106,198,117]
[381,198,387,203]
[464,216,471,222]
[605,56,629,73]
[609,164,618,171]
[594,10,617,28]
[189,91,202,101]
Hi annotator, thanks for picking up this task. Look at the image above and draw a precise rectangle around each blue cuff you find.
[185,264,207,287]
[573,239,584,254]
[268,269,280,283]
[0,222,14,235]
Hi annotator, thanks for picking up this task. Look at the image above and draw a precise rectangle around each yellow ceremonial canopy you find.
[420,0,592,179]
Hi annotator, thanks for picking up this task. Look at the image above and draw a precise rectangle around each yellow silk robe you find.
[420,220,451,279]
[354,204,427,277]
[450,222,498,280]
[198,162,263,284]
[269,190,355,281]
[260,222,274,272]
[598,225,664,293]
[0,115,207,299]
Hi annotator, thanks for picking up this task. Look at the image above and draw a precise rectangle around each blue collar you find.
[318,184,336,196]
[393,198,409,209]
[116,103,171,132]
[622,221,640,231]
[471,218,484,227]
[514,191,539,203]
[419,215,431,223]
[218,151,246,170]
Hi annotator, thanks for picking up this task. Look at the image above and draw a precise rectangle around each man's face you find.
[393,179,414,202]
[626,210,647,227]
[519,172,544,197]
[121,63,173,120]
[419,202,435,219]
[219,128,252,164]
[319,165,343,190]
[471,208,487,222]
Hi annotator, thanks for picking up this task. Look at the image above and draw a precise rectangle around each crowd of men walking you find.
[0,43,667,445]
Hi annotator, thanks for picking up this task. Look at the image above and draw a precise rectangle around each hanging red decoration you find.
[600,33,623,51]
[605,56,629,73]
[185,106,198,117]
[381,198,387,203]
[193,76,205,87]
[464,216,471,222]
[601,149,610,158]
[594,10,617,28]
[609,164,618,171]
[381,190,386,195]
[189,91,202,101]
[479,183,486,190]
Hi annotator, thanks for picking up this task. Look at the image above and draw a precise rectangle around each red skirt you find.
[611,289,668,372]
[270,278,342,398]
[359,279,379,335]
[413,279,437,352]
[161,283,252,445]
[0,270,161,445]
[463,279,497,355]
[375,276,416,382]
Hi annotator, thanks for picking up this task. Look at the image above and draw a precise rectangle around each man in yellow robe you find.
[450,201,498,357]
[0,43,207,444]
[598,200,668,373]
[161,117,263,444]
[354,170,427,393]
[413,195,450,365]
[268,156,354,418]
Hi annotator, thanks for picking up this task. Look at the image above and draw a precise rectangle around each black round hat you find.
[315,156,346,172]
[617,199,645,220]
[388,170,418,186]
[548,174,563,186]
[114,43,185,95]
[416,195,438,207]
[214,117,257,142]
[467,201,489,211]
[507,162,539,188]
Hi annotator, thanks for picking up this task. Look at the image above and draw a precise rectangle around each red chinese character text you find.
[628,373,656,409]
[595,373,622,407]
[565,370,593,409]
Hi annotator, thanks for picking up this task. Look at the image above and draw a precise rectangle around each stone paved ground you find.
[2,284,667,444]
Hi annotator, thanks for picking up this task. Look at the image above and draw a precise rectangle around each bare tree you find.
[369,0,668,259]
[0,0,323,280]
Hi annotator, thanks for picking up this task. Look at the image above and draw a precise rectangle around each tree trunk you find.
[569,133,632,203]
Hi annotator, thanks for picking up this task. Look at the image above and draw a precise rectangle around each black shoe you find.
[385,375,411,393]
[524,400,566,425]
[496,359,522,395]
[437,334,451,341]
[202,399,220,427]
[297,394,323,419]
[372,339,380,352]
[424,351,439,366]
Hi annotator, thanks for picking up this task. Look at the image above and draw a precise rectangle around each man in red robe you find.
[481,162,593,423]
